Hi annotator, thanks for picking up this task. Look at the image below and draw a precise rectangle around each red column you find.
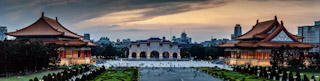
[86,50,92,57]
[246,51,248,59]
[80,50,86,58]
[255,51,258,59]
[72,50,78,58]
[61,50,66,58]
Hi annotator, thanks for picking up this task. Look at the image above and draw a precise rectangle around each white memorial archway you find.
[128,38,181,59]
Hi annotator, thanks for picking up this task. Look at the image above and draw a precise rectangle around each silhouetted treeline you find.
[91,44,118,58]
[181,46,225,59]
[0,39,59,77]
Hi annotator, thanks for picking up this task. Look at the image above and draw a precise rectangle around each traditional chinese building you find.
[129,37,181,59]
[219,16,313,66]
[6,13,97,65]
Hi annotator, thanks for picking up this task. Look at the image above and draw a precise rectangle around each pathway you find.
[139,67,222,81]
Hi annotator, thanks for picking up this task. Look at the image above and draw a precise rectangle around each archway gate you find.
[128,38,181,59]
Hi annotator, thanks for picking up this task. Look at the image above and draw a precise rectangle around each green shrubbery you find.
[30,64,93,81]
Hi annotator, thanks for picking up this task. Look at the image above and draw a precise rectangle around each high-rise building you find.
[200,38,230,47]
[172,31,192,44]
[231,24,242,41]
[84,33,90,40]
[0,26,7,40]
[298,21,320,52]
[162,36,166,41]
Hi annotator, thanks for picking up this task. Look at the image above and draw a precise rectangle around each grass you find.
[0,70,63,81]
[283,68,320,80]
[196,67,276,81]
[93,67,139,81]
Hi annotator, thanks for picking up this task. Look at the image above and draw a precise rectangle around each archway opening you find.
[140,52,146,58]
[151,51,159,58]
[163,52,169,58]
[132,52,137,58]
[173,52,178,58]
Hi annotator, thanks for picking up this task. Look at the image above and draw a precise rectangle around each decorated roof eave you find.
[258,22,300,43]
[255,22,313,48]
[55,20,84,38]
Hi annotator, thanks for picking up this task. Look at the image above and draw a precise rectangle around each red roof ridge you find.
[43,16,84,38]
[233,19,277,39]
[6,16,64,36]
[7,15,83,38]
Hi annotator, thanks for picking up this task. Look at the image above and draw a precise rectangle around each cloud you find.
[74,0,233,29]
[111,29,154,32]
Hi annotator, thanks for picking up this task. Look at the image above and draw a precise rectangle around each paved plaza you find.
[95,60,233,70]
[140,67,222,81]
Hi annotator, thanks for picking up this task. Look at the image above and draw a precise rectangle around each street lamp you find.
[279,74,283,81]
[267,71,271,79]
[293,76,297,81]
[257,70,261,77]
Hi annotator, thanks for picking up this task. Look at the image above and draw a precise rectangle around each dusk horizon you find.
[1,0,320,42]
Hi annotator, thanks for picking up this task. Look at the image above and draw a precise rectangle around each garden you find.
[92,67,139,81]
[197,65,320,81]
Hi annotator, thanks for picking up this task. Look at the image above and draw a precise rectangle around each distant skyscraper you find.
[172,36,176,41]
[0,26,7,40]
[162,36,166,41]
[231,24,242,41]
[172,31,192,44]
[298,21,320,52]
[84,33,90,40]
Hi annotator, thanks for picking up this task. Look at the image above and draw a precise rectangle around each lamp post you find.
[293,76,297,81]
[257,70,261,77]
[279,74,283,81]
[267,71,271,79]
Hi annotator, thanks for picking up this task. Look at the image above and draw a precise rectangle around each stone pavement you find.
[139,67,222,81]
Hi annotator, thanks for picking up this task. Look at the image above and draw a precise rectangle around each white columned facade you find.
[128,38,181,59]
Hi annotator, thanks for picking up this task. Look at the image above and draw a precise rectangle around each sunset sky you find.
[1,0,320,42]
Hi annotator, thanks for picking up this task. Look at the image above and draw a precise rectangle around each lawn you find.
[93,67,139,81]
[0,70,63,81]
[283,68,320,80]
[196,67,276,81]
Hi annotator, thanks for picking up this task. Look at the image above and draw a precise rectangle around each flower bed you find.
[93,67,139,81]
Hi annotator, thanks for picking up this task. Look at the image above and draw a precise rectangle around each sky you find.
[1,0,320,42]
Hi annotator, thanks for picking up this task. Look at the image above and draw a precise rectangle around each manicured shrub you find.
[304,75,309,81]
[296,71,301,81]
[312,75,315,80]
[33,77,39,81]
[43,76,47,81]
[283,71,287,81]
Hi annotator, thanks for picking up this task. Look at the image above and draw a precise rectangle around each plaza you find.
[140,67,222,81]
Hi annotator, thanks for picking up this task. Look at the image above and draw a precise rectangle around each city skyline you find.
[1,0,320,42]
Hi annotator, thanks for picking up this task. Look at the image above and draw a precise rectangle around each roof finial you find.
[274,15,277,20]
[42,12,44,17]
[281,20,284,25]
[56,16,58,21]
[256,19,259,24]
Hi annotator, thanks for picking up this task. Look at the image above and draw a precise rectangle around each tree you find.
[0,39,59,76]
[270,45,306,68]
[91,44,117,58]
